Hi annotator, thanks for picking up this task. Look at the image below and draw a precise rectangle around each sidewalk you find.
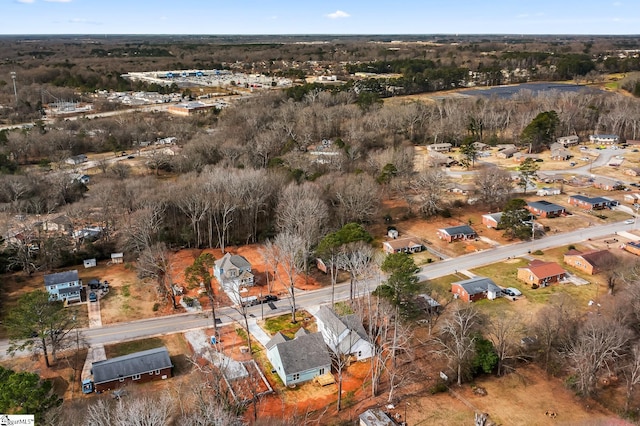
[247,318,272,347]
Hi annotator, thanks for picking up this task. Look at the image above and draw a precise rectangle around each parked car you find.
[89,292,97,302]
[625,219,635,224]
[502,287,522,297]
[262,294,278,303]
[88,279,101,289]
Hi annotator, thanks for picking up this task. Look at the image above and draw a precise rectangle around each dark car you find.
[127,155,135,159]
[89,292,98,302]
[262,294,278,303]
[88,279,101,289]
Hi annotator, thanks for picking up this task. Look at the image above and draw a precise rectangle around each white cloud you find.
[67,18,101,25]
[326,10,350,19]
[517,13,529,18]
[613,1,622,6]
[16,0,35,4]
[45,0,73,3]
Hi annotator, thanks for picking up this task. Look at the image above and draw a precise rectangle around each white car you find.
[625,219,635,225]
[502,287,522,297]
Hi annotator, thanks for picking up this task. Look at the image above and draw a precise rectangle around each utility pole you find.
[10,71,18,104]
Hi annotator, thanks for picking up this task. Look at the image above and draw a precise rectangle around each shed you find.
[83,258,97,268]
[111,253,124,264]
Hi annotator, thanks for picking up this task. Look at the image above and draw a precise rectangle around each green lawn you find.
[104,337,166,358]
[262,311,313,339]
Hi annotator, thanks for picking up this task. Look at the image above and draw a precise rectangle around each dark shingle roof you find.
[527,200,565,212]
[44,270,79,286]
[439,225,476,236]
[271,332,330,376]
[570,195,609,205]
[454,276,501,296]
[92,347,172,384]
[58,286,82,295]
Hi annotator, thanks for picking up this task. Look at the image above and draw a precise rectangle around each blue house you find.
[44,270,82,303]
[266,329,331,386]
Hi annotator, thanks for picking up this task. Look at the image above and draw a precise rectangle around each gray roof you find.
[483,212,502,222]
[315,306,348,337]
[271,332,330,376]
[454,276,501,296]
[315,306,370,353]
[58,286,82,295]
[92,347,172,384]
[44,270,79,286]
[570,195,610,205]
[527,200,565,213]
[439,225,476,236]
[215,252,251,271]
[265,332,290,350]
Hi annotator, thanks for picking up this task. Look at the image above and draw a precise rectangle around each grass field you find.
[261,310,314,339]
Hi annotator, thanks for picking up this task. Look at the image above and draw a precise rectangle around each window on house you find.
[319,368,325,375]
[149,371,154,375]
[358,351,362,357]
[132,374,141,381]
[119,377,125,382]
[155,369,161,375]
[292,373,300,381]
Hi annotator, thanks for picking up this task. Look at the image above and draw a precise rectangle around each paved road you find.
[1,218,634,360]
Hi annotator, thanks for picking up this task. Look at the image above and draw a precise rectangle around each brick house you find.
[451,277,502,303]
[567,195,611,210]
[526,200,566,218]
[91,347,173,392]
[563,249,614,275]
[481,212,502,229]
[592,177,621,191]
[382,238,423,255]
[517,260,566,287]
[437,225,477,243]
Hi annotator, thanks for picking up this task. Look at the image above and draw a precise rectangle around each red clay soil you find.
[169,246,326,313]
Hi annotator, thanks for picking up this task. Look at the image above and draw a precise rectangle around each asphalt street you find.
[0,217,633,360]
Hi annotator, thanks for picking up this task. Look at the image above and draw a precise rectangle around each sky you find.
[3,0,640,35]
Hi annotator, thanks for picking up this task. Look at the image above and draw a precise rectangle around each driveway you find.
[87,298,102,328]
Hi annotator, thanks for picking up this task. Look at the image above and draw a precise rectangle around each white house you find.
[536,187,561,196]
[589,134,619,145]
[44,270,82,303]
[314,305,374,361]
[427,143,452,152]
[556,135,579,147]
[213,253,254,288]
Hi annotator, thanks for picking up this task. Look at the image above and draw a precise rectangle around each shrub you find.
[440,208,452,218]
[532,250,544,255]
[532,284,539,289]
[152,303,160,312]
[430,382,448,394]
[568,244,576,250]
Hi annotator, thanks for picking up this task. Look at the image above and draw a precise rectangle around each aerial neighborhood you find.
[4,32,640,426]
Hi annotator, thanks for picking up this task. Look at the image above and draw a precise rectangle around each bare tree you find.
[409,168,449,217]
[272,232,305,323]
[487,311,527,376]
[332,173,380,226]
[475,167,513,210]
[434,304,483,386]
[175,175,210,248]
[338,241,374,301]
[532,294,580,374]
[567,315,630,397]
[276,182,328,277]
[622,343,640,412]
[136,242,179,310]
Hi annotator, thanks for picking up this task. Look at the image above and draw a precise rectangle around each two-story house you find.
[44,270,82,303]
[314,305,374,361]
[214,252,255,292]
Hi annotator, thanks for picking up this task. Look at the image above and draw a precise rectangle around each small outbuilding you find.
[83,258,97,268]
[111,253,124,264]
